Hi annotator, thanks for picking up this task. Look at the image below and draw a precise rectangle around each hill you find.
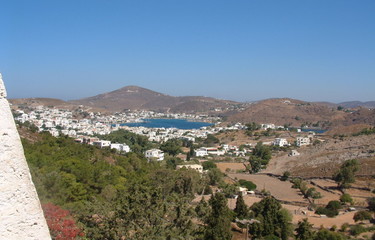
[339,101,375,109]
[9,98,72,108]
[70,85,242,113]
[227,98,375,128]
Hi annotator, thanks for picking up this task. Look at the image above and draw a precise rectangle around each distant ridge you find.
[69,85,242,113]
[227,98,375,128]
[338,101,375,109]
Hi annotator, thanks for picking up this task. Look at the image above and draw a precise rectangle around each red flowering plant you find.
[42,203,85,240]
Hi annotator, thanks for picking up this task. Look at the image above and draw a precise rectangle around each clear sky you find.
[1,0,374,103]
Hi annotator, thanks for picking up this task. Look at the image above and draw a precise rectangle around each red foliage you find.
[42,203,84,240]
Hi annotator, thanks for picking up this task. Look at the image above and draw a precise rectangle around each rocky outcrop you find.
[0,73,51,239]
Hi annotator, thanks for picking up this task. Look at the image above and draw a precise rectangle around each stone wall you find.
[0,74,51,239]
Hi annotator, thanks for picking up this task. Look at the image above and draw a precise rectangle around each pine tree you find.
[234,194,248,219]
[204,193,232,240]
[295,218,315,240]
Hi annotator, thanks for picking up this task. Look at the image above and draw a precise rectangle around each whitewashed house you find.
[93,140,111,148]
[194,148,209,157]
[273,138,289,147]
[296,137,310,147]
[289,150,300,156]
[111,143,131,153]
[261,123,276,130]
[145,149,164,161]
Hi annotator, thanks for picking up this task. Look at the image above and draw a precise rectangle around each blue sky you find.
[1,0,374,103]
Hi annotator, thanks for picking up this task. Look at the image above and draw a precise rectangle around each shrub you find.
[350,224,366,236]
[340,193,354,205]
[202,161,217,170]
[368,197,375,211]
[238,179,257,190]
[280,171,290,181]
[353,210,372,222]
[327,201,341,211]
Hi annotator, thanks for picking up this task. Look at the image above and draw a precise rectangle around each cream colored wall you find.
[0,75,51,239]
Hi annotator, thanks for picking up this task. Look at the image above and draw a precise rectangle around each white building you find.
[206,148,225,156]
[273,138,289,147]
[296,137,310,147]
[194,148,209,157]
[176,164,203,173]
[289,150,300,156]
[93,140,111,148]
[261,123,276,130]
[145,149,164,161]
[110,143,131,153]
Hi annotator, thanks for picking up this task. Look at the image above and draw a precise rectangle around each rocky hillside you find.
[266,134,375,178]
[227,98,375,128]
[339,101,375,109]
[70,85,242,113]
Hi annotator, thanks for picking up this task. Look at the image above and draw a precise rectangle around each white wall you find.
[0,75,51,239]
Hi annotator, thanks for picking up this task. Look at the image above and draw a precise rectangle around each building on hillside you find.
[273,138,289,147]
[93,140,111,148]
[110,143,131,153]
[237,187,248,196]
[261,123,276,130]
[145,149,164,161]
[176,164,203,173]
[289,150,300,156]
[296,137,310,147]
[194,148,209,157]
[83,137,100,145]
[206,147,225,156]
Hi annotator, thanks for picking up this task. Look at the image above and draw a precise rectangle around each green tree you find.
[368,197,375,212]
[305,187,322,199]
[204,193,232,240]
[353,210,372,222]
[280,171,291,181]
[295,218,315,240]
[249,196,292,240]
[333,159,360,189]
[195,198,210,220]
[202,161,217,170]
[314,228,346,240]
[207,168,223,185]
[238,179,257,191]
[203,134,220,147]
[249,156,262,173]
[234,194,248,219]
[340,193,353,205]
[160,139,182,156]
[252,142,272,164]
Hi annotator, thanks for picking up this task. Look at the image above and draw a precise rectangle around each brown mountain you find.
[70,86,241,113]
[227,98,375,128]
[9,98,73,108]
[338,101,375,109]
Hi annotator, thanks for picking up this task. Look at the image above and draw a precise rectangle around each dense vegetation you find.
[22,128,374,239]
[23,132,211,239]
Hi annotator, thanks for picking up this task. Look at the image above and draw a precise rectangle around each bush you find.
[315,207,339,218]
[340,223,349,232]
[291,178,302,189]
[368,197,375,211]
[327,200,341,211]
[353,210,372,222]
[350,224,366,236]
[238,179,257,190]
[202,161,217,170]
[340,193,354,205]
[280,171,290,181]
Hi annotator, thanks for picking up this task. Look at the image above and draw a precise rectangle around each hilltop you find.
[227,98,375,128]
[69,85,243,113]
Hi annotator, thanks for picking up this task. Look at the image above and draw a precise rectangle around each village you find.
[11,103,375,239]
